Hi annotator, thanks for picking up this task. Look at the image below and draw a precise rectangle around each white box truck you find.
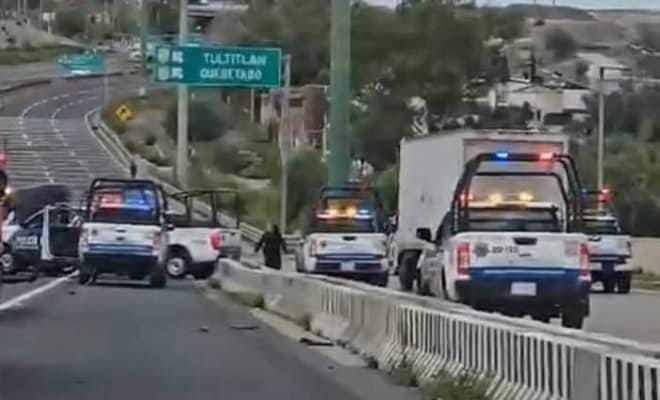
[390,129,571,287]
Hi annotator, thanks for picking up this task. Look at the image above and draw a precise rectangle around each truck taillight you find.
[210,230,222,250]
[579,244,590,281]
[456,243,470,279]
[309,239,318,257]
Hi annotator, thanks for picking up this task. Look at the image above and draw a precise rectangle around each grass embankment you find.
[0,44,79,65]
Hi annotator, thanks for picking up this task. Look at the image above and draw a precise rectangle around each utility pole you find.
[176,0,189,188]
[597,67,605,192]
[328,0,351,186]
[279,55,292,234]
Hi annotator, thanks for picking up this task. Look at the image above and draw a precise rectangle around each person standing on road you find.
[255,224,288,270]
[130,159,138,179]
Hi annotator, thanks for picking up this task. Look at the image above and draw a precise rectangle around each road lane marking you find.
[0,272,78,311]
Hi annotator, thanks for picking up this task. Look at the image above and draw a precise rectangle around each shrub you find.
[54,7,86,37]
[389,359,417,387]
[144,134,157,146]
[575,60,590,79]
[421,371,492,400]
[285,149,327,224]
[164,100,234,143]
[545,27,577,60]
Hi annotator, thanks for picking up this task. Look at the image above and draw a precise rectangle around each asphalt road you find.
[0,76,141,198]
[0,277,417,400]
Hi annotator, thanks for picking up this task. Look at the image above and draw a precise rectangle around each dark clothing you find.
[255,231,288,270]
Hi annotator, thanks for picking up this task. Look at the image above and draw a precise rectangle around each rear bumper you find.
[81,253,159,274]
[589,254,631,269]
[455,268,590,315]
[310,256,388,276]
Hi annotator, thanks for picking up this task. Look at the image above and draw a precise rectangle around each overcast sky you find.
[365,0,660,10]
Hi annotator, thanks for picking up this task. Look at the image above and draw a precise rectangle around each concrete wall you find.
[631,238,660,274]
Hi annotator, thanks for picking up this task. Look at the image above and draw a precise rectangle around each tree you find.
[286,149,327,223]
[545,27,577,60]
[164,100,233,143]
[54,7,86,37]
[352,92,413,170]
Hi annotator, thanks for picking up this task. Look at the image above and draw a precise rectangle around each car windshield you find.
[89,187,159,225]
[312,196,380,233]
[584,218,621,235]
[466,208,561,232]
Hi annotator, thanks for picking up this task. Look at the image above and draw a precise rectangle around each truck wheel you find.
[617,272,632,294]
[166,252,189,279]
[372,272,389,287]
[602,277,615,293]
[561,308,584,329]
[0,250,14,274]
[149,264,167,288]
[399,252,417,292]
[417,273,431,296]
[78,265,92,285]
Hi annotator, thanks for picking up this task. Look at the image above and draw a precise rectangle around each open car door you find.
[42,204,83,266]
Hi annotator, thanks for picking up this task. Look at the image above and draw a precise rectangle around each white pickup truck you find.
[416,152,591,329]
[295,186,389,286]
[583,211,632,293]
[165,190,242,280]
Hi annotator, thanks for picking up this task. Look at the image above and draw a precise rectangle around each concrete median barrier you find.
[213,259,660,400]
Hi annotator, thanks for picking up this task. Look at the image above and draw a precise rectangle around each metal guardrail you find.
[216,259,660,400]
[91,111,302,249]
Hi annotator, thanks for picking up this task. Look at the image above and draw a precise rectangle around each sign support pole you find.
[279,55,291,234]
[176,0,189,188]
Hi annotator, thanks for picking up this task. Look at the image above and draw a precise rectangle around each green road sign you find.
[153,45,282,89]
[57,53,105,74]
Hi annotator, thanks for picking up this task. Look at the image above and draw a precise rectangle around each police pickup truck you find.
[417,153,590,329]
[165,190,242,280]
[78,179,170,287]
[581,207,632,295]
[295,186,389,286]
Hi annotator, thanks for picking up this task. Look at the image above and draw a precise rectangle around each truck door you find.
[11,210,44,267]
[49,208,80,259]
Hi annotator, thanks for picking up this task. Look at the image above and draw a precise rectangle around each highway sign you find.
[57,53,105,74]
[153,45,282,88]
[115,104,134,122]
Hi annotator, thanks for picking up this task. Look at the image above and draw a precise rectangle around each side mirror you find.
[416,227,432,242]
[166,223,176,232]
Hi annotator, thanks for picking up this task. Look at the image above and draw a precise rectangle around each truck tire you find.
[372,272,389,287]
[617,272,632,294]
[166,249,190,279]
[78,265,93,285]
[399,252,418,292]
[149,264,167,288]
[561,308,584,329]
[602,277,615,293]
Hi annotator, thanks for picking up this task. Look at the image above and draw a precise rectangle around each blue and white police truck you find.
[78,179,170,287]
[295,186,389,286]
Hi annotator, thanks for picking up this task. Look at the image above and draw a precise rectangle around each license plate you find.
[511,282,537,296]
[342,261,355,270]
